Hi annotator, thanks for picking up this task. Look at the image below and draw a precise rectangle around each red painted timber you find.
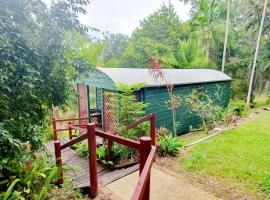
[87,123,98,198]
[55,128,69,132]
[95,129,140,150]
[52,117,57,141]
[107,140,113,161]
[69,125,87,133]
[68,121,72,140]
[60,133,88,150]
[150,113,156,146]
[131,146,156,200]
[126,114,153,130]
[54,117,90,122]
[54,141,63,185]
[126,113,156,146]
[139,137,152,200]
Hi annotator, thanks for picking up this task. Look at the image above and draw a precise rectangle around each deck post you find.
[68,121,72,140]
[150,113,156,146]
[52,117,57,141]
[107,140,113,161]
[54,141,63,185]
[87,123,98,198]
[139,137,151,200]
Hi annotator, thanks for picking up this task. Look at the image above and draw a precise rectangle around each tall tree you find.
[121,4,181,68]
[247,0,268,107]
[194,0,219,62]
[221,0,231,72]
[0,0,90,148]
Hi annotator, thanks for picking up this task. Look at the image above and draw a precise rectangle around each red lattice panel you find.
[77,84,88,125]
[103,90,118,133]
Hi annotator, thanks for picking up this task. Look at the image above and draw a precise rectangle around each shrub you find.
[157,133,182,156]
[156,127,170,139]
[228,101,247,117]
[74,141,88,157]
[0,153,60,200]
[185,89,223,134]
[96,145,114,166]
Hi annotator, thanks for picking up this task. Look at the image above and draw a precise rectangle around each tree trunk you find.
[221,0,231,73]
[172,109,177,137]
[206,38,210,62]
[247,0,268,107]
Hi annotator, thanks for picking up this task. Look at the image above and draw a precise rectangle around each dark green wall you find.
[96,88,102,112]
[144,81,231,135]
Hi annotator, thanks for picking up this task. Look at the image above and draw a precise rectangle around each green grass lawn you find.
[179,131,208,146]
[180,111,270,195]
[179,97,270,147]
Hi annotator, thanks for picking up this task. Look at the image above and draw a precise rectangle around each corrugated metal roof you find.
[97,68,232,87]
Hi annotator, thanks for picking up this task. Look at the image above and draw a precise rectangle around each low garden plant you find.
[156,127,182,156]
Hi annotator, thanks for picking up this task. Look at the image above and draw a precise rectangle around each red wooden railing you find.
[52,114,102,141]
[107,113,156,161]
[53,113,156,199]
[131,146,156,200]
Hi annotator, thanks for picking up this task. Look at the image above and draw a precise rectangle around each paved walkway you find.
[104,165,221,200]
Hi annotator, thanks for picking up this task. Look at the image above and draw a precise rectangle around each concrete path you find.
[105,165,221,200]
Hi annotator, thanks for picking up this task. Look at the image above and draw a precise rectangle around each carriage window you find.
[134,90,142,102]
[89,86,97,109]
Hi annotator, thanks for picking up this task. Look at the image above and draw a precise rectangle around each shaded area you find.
[45,139,138,188]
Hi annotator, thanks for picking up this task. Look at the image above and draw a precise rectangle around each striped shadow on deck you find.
[45,139,139,188]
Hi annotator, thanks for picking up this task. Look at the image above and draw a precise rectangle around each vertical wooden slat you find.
[150,113,156,146]
[68,121,72,140]
[54,141,63,185]
[107,140,113,161]
[52,117,57,141]
[139,137,151,200]
[87,123,98,198]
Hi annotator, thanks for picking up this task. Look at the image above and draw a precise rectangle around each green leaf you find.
[4,178,20,200]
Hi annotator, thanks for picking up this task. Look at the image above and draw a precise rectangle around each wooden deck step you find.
[45,140,138,188]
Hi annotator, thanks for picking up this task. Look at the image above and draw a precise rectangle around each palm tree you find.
[221,0,231,73]
[194,0,219,62]
[175,38,207,68]
[247,0,269,107]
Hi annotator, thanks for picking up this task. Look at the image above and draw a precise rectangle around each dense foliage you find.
[96,0,270,101]
[0,0,90,149]
[0,0,91,198]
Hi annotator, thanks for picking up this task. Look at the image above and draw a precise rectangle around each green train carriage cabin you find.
[76,68,232,135]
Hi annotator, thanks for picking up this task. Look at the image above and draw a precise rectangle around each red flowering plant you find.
[149,58,181,136]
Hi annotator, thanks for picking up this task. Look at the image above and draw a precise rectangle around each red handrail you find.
[131,146,156,200]
[95,129,140,150]
[126,113,156,146]
[54,116,90,122]
[52,114,101,140]
[54,114,156,199]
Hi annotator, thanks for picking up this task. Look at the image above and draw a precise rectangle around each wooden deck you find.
[45,139,139,188]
